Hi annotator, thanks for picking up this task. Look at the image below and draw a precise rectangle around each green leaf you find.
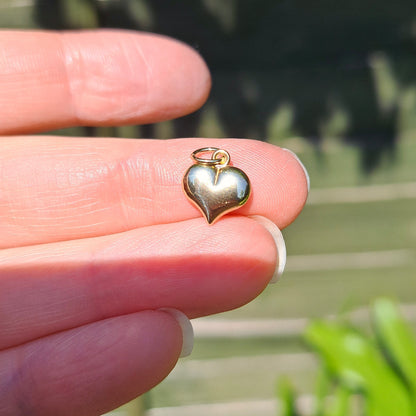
[305,321,413,416]
[325,385,350,416]
[277,377,299,416]
[312,366,332,416]
[312,368,351,416]
[372,298,416,407]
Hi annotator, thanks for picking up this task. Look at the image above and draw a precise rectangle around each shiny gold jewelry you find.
[183,147,251,224]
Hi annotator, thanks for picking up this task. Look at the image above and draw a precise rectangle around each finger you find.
[0,216,276,350]
[0,311,183,416]
[0,30,210,135]
[0,137,308,248]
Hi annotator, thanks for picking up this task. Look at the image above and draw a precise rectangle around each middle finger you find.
[0,216,277,350]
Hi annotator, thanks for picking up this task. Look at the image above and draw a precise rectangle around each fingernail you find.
[282,148,310,192]
[159,308,194,357]
[250,215,287,284]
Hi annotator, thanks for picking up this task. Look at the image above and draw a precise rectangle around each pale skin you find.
[0,30,309,415]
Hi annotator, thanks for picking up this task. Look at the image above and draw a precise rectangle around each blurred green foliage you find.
[278,298,416,415]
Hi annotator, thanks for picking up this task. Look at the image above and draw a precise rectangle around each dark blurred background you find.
[1,1,416,415]
[3,0,416,171]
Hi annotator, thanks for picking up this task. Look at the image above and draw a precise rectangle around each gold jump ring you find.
[191,147,230,166]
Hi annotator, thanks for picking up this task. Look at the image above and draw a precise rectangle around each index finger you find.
[0,137,309,248]
[0,30,210,134]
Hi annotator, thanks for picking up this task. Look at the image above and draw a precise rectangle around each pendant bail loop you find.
[191,147,230,167]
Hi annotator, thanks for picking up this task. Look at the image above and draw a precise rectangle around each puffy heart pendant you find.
[183,148,251,224]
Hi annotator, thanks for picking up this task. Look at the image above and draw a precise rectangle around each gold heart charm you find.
[183,148,251,224]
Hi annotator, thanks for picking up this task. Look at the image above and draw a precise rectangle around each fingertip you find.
[173,39,212,113]
[158,308,194,357]
[0,30,212,134]
[62,30,212,125]
[250,215,286,283]
[275,144,309,227]
[222,139,309,227]
[0,311,185,415]
[282,147,310,193]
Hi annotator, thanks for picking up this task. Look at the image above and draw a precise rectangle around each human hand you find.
[0,30,308,415]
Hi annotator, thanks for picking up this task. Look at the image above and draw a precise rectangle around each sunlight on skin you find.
[0,30,308,415]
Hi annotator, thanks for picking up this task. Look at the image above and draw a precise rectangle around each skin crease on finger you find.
[0,29,309,416]
[0,137,308,248]
[0,311,184,416]
[0,30,211,134]
[0,216,276,350]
